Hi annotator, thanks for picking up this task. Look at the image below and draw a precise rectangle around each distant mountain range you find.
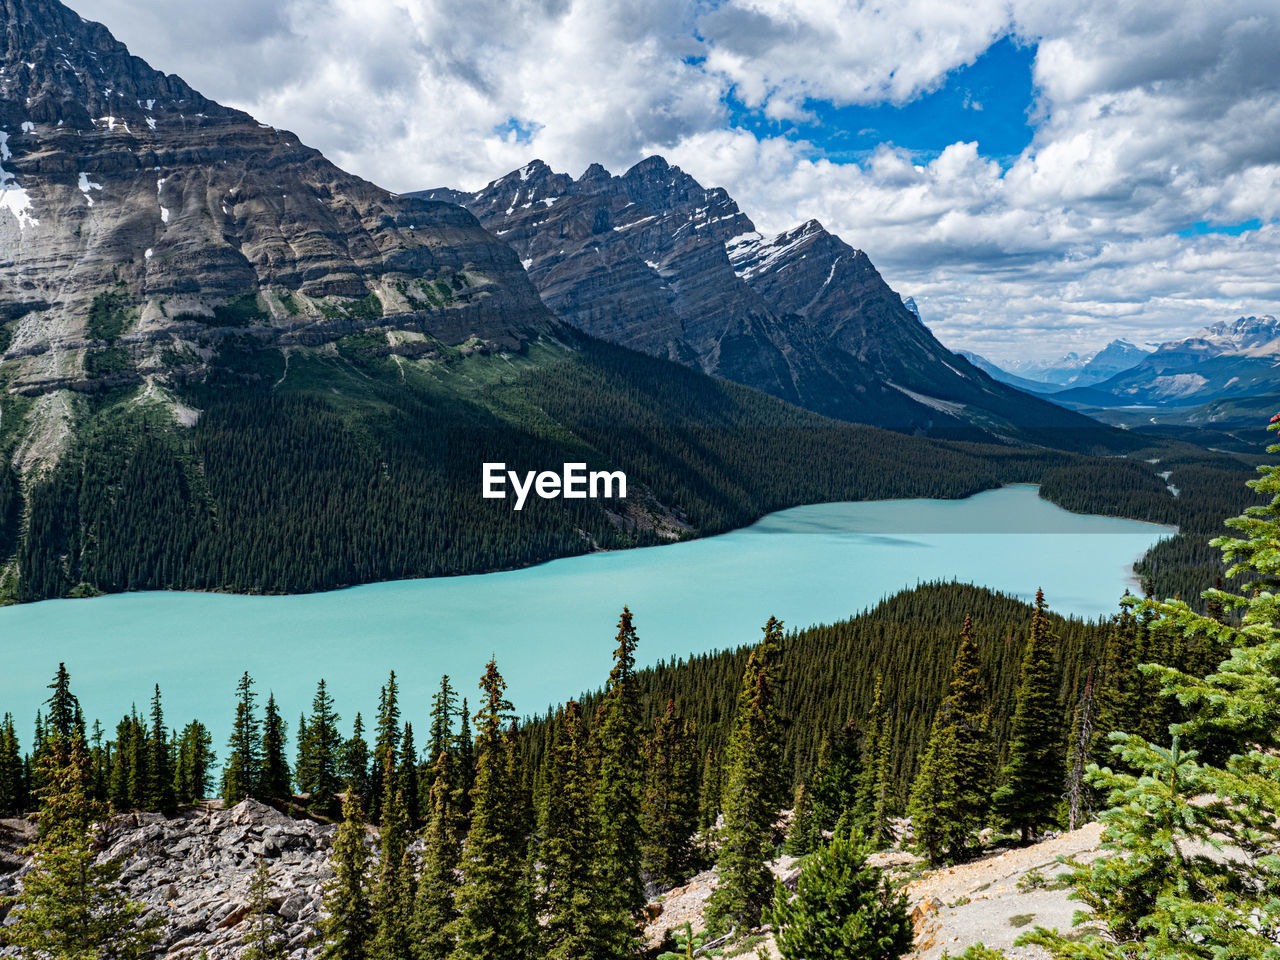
[964,339,1153,393]
[1052,316,1280,409]
[417,159,1102,446]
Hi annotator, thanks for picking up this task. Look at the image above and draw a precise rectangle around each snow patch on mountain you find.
[0,131,39,229]
[78,171,103,206]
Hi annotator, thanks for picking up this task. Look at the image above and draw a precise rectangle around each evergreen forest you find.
[4,427,1279,956]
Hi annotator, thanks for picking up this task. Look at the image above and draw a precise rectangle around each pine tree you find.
[261,694,291,802]
[222,671,262,803]
[242,859,287,960]
[1063,665,1096,831]
[108,714,134,810]
[105,708,149,812]
[504,719,539,953]
[370,672,401,824]
[126,707,148,810]
[785,782,818,857]
[422,676,456,817]
[451,658,531,960]
[706,616,787,934]
[454,699,474,819]
[906,720,960,865]
[370,766,413,960]
[769,824,912,960]
[43,663,83,743]
[411,751,461,960]
[427,675,457,765]
[145,685,176,813]
[697,745,720,833]
[590,607,645,955]
[991,591,1064,843]
[296,713,311,799]
[542,700,598,960]
[640,699,701,886]
[854,675,894,847]
[321,791,374,960]
[342,713,371,811]
[0,713,27,815]
[810,721,860,831]
[399,722,420,827]
[89,719,108,804]
[1092,610,1142,756]
[300,680,342,813]
[0,734,160,957]
[908,616,993,863]
[175,721,215,804]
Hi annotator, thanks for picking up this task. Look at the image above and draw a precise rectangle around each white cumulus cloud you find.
[65,0,1280,362]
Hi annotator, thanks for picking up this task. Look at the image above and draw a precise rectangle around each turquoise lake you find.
[0,484,1173,750]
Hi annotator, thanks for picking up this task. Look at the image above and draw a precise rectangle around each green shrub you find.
[84,347,131,376]
[942,945,1010,960]
[769,828,912,960]
[87,292,129,340]
[212,293,268,327]
[1016,868,1046,892]
[345,292,383,322]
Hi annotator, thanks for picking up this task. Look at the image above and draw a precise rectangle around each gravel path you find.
[642,823,1108,959]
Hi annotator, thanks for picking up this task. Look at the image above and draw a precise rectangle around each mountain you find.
[0,0,559,462]
[0,0,1123,603]
[417,158,1107,447]
[1054,316,1280,409]
[961,339,1150,396]
[997,351,1089,387]
[957,350,1064,394]
[1072,338,1150,386]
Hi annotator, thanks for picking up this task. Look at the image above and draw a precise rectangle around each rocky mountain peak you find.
[576,161,610,186]
[418,157,1103,445]
[2,0,230,128]
[1197,314,1280,350]
[622,153,675,181]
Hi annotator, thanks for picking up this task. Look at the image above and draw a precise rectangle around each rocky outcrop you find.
[0,800,336,959]
[419,158,1109,447]
[1,0,557,465]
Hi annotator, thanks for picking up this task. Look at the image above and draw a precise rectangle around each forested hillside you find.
[519,581,1178,807]
[3,331,1226,605]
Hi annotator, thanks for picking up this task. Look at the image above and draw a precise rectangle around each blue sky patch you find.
[725,36,1038,167]
[1175,219,1263,237]
[494,117,541,143]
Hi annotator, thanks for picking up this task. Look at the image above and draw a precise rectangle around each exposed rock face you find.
[1,0,556,468]
[0,800,335,959]
[420,158,1102,445]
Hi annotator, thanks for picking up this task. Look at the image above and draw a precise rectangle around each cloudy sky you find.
[70,0,1280,364]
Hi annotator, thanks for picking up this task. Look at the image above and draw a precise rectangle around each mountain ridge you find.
[417,157,1111,448]
[1054,315,1280,408]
